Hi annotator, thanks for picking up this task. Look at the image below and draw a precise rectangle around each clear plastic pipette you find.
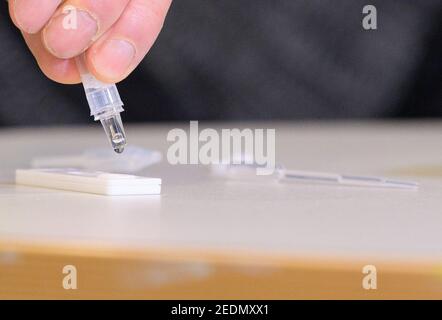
[211,161,419,190]
[277,168,419,189]
[76,55,127,154]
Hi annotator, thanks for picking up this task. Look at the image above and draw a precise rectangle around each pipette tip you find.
[114,146,125,154]
[100,114,127,154]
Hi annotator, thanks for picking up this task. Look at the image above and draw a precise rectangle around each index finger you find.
[9,0,62,34]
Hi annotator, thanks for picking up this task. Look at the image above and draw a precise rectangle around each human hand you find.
[9,0,172,84]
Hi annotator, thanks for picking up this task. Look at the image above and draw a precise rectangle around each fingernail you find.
[92,39,136,80]
[43,9,98,59]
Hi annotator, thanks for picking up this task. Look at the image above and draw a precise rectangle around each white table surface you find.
[1,121,441,263]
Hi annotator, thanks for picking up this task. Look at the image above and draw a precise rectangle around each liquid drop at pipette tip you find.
[114,145,125,154]
[111,132,126,154]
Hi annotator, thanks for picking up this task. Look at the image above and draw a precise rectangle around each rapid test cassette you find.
[15,169,161,196]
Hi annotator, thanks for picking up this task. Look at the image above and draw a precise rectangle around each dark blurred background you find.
[0,0,441,126]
